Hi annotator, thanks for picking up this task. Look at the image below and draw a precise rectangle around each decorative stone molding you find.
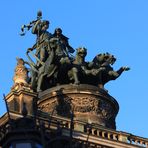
[38,84,119,129]
[6,89,37,115]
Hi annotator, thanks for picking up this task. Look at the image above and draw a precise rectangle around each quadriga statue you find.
[20,11,130,92]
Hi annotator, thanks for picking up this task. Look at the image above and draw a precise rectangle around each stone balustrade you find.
[1,112,148,148]
[41,115,148,148]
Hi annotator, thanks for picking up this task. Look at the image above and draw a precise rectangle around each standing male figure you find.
[27,20,52,67]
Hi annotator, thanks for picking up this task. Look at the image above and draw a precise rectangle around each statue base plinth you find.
[38,84,119,129]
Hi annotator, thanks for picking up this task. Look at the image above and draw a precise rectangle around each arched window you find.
[9,142,42,148]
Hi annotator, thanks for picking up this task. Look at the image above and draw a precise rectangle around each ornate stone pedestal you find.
[38,84,119,129]
[6,87,37,115]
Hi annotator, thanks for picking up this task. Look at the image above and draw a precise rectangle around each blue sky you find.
[0,0,148,138]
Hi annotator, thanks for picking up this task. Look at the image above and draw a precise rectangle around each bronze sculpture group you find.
[21,11,130,92]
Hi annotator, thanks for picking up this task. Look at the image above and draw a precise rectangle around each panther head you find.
[76,47,87,58]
